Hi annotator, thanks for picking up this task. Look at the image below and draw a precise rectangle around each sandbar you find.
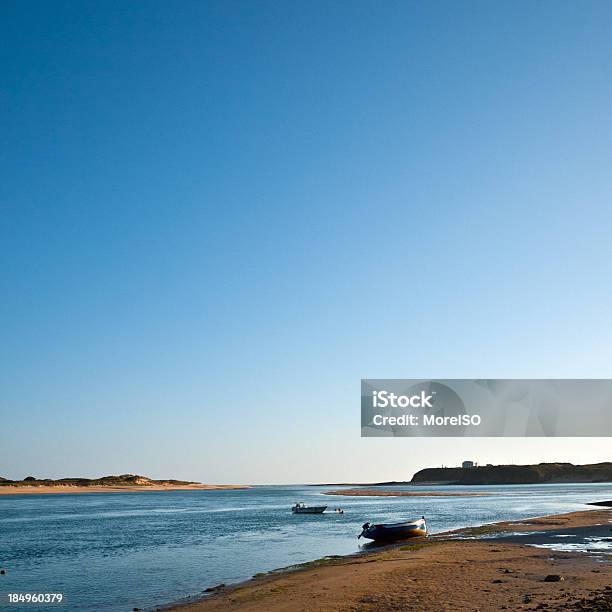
[324,488,489,497]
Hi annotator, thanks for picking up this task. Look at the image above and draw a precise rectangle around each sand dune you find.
[0,484,250,495]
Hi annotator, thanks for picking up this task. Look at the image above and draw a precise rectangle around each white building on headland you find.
[462,460,477,469]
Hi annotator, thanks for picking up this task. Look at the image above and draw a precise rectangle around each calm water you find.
[1,483,612,611]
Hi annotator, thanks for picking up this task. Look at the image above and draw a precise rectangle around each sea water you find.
[1,483,611,611]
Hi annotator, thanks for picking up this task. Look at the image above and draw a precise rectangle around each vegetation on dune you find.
[0,474,198,487]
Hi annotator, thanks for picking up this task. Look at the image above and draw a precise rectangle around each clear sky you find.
[2,1,612,484]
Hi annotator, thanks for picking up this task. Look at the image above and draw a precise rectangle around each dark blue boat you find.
[358,517,427,541]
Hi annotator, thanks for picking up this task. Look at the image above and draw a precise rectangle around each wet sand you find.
[167,509,612,612]
[324,488,489,497]
[0,484,250,495]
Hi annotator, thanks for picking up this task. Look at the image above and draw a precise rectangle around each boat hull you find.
[292,505,327,514]
[361,519,427,541]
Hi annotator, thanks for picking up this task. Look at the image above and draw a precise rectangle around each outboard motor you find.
[358,522,371,539]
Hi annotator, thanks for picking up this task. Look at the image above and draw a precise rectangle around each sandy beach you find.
[0,484,250,495]
[324,488,489,497]
[169,508,612,611]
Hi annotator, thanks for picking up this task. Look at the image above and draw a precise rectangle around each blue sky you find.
[2,1,612,483]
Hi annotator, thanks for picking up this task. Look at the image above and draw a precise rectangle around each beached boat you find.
[291,503,327,514]
[358,517,427,541]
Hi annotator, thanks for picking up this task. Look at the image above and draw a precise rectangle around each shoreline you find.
[0,484,251,495]
[163,507,612,611]
[323,488,489,497]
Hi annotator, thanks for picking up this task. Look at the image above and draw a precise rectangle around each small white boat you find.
[291,503,327,514]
